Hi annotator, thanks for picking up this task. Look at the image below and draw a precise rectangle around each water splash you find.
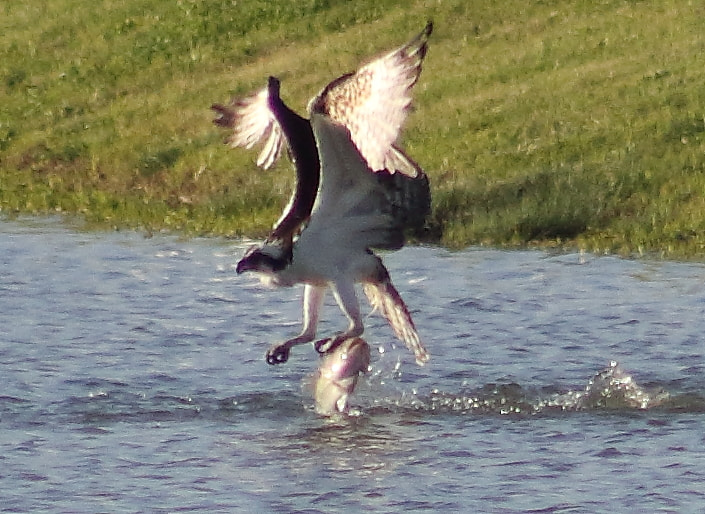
[354,361,675,416]
[543,361,670,411]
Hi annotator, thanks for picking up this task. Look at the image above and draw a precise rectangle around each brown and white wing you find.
[212,85,284,169]
[305,113,404,252]
[363,279,429,366]
[308,22,432,177]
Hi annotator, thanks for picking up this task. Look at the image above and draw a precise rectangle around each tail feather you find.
[363,279,429,366]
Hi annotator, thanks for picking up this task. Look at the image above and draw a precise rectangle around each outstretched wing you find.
[308,22,433,177]
[211,82,285,170]
[363,278,429,366]
[306,113,404,252]
[213,78,320,242]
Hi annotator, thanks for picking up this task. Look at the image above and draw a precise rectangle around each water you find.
[2,217,705,513]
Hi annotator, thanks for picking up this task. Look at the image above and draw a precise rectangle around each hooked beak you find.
[235,245,290,275]
[236,255,255,274]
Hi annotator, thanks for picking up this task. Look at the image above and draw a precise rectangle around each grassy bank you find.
[2,0,705,258]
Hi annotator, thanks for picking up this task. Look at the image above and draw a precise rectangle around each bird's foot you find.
[265,333,315,365]
[315,334,347,355]
[265,343,291,365]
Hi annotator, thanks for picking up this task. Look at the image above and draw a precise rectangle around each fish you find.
[312,337,371,415]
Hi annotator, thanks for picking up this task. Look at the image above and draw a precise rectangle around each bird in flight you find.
[212,22,433,366]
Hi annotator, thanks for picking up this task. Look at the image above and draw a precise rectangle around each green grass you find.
[2,0,705,258]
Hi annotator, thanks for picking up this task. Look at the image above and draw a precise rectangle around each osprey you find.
[212,23,432,366]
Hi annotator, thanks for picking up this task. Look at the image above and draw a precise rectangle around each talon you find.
[314,338,332,354]
[315,336,343,355]
[266,344,290,365]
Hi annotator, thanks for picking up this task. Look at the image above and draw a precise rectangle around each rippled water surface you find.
[2,217,705,512]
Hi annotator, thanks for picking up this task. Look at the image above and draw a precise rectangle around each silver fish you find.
[313,337,371,415]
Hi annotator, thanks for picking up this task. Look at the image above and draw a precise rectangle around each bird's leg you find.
[315,280,364,354]
[266,284,325,365]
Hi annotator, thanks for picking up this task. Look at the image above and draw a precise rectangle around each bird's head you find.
[236,242,290,275]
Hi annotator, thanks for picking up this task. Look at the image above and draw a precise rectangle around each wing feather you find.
[212,85,284,170]
[308,22,433,176]
[213,78,320,242]
[307,113,404,251]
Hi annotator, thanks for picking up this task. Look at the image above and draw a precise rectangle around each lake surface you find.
[2,217,705,513]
